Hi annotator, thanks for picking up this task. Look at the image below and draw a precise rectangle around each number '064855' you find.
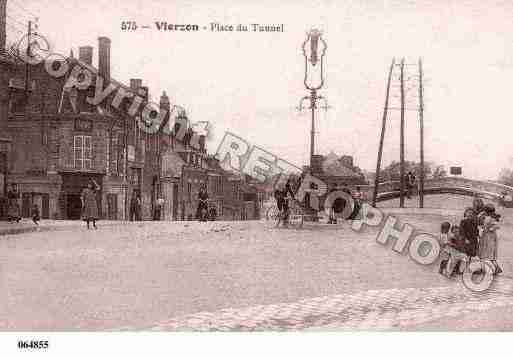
[18,340,49,350]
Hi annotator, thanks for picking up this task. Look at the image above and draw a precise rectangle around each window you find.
[107,136,118,174]
[9,90,27,113]
[74,135,92,170]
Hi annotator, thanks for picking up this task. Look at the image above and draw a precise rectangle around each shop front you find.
[59,172,104,220]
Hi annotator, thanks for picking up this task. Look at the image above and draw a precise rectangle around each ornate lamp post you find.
[298,29,329,168]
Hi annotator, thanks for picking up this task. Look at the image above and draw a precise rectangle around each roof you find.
[322,161,360,177]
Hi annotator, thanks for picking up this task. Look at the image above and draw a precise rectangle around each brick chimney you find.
[311,154,324,175]
[79,46,93,65]
[0,0,6,50]
[130,78,142,90]
[98,36,111,81]
[159,91,170,111]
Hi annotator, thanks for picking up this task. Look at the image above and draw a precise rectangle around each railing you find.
[362,177,513,197]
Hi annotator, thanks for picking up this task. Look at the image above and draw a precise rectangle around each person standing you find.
[353,186,365,220]
[196,184,209,222]
[459,207,479,259]
[154,197,164,220]
[274,184,290,227]
[129,190,140,221]
[405,171,415,199]
[31,204,40,225]
[472,196,485,216]
[6,184,21,223]
[81,180,100,229]
[478,204,502,274]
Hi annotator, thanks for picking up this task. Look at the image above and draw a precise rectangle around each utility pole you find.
[124,116,129,220]
[418,58,425,208]
[372,58,395,207]
[41,91,46,144]
[399,58,405,208]
[374,58,425,208]
[24,20,32,116]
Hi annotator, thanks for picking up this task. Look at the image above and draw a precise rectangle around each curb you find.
[0,221,137,237]
[380,208,461,217]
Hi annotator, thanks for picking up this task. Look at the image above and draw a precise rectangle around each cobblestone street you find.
[1,198,513,331]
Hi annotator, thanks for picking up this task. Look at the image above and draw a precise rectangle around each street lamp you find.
[298,29,329,168]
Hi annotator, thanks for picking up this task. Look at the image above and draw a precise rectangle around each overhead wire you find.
[9,0,39,20]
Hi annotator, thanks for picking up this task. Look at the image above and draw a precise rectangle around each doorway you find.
[67,194,82,219]
[60,173,103,219]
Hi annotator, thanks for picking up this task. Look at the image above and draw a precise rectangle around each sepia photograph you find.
[1,0,513,356]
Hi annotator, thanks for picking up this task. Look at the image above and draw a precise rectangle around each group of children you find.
[439,201,502,278]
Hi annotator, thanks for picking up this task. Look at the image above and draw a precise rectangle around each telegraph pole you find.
[374,58,425,208]
[399,58,406,208]
[24,20,32,115]
[372,58,395,207]
[418,58,425,208]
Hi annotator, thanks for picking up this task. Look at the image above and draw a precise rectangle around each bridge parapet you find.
[360,177,513,200]
[429,177,513,197]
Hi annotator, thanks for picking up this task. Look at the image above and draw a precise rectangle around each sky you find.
[5,0,513,180]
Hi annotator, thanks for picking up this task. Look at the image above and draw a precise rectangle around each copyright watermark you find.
[15,31,211,148]
[216,131,500,293]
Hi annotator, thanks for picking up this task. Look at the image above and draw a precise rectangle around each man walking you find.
[406,171,416,199]
[129,190,141,221]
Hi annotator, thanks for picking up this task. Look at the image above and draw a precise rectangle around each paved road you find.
[1,200,512,330]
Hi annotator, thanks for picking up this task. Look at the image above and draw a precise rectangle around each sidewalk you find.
[0,219,129,236]
[0,207,459,237]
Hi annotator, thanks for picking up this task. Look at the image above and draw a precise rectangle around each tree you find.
[432,165,447,179]
[378,161,434,181]
[498,168,513,186]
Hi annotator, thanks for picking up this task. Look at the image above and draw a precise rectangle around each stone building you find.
[0,0,261,221]
[310,152,367,190]
[0,49,13,218]
[157,111,259,221]
[0,33,155,220]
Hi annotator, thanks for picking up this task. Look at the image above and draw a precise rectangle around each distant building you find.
[156,95,262,221]
[310,152,367,190]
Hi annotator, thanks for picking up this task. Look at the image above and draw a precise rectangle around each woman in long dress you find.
[478,205,502,274]
[7,184,21,223]
[81,180,100,229]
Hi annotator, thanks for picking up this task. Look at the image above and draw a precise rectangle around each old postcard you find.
[1,0,513,357]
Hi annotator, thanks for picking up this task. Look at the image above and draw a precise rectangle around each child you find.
[446,225,469,276]
[478,204,502,275]
[439,221,451,275]
[31,204,40,225]
[459,207,479,258]
[440,223,468,277]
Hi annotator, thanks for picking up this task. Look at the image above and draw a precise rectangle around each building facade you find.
[0,35,156,220]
